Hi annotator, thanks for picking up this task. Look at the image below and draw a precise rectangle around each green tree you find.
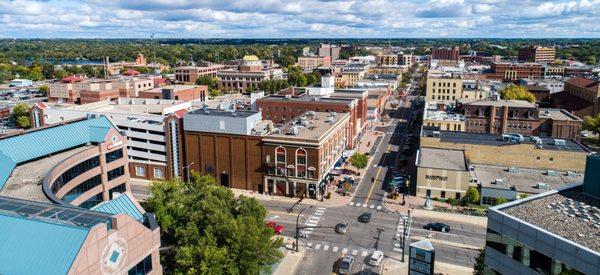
[473,248,485,275]
[209,89,221,98]
[583,114,600,143]
[349,152,368,172]
[494,197,508,206]
[464,187,480,205]
[38,85,49,97]
[11,103,31,128]
[446,197,459,210]
[195,75,218,90]
[287,66,307,87]
[500,85,536,103]
[145,173,283,273]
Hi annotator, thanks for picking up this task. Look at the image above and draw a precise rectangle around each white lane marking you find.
[323,245,330,251]
[376,206,382,210]
[342,248,348,254]
[317,207,326,210]
[351,249,358,256]
[332,247,339,252]
[362,250,369,257]
[355,203,362,207]
[363,204,368,208]
[315,244,321,250]
[307,243,313,247]
[349,202,355,206]
[370,205,375,209]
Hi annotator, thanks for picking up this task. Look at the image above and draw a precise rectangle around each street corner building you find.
[0,116,162,274]
[483,154,600,275]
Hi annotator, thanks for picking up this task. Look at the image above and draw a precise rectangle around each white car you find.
[368,250,384,266]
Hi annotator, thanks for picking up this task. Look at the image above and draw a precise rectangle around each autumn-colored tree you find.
[500,85,536,103]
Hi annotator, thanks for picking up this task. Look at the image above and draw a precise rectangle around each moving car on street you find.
[358,212,372,223]
[266,221,285,234]
[368,250,384,266]
[335,222,349,234]
[338,255,355,274]
[424,222,450,232]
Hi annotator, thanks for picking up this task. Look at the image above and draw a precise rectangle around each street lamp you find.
[184,162,195,182]
[295,206,312,252]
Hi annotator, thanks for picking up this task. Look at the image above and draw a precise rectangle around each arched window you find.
[275,147,286,176]
[296,148,307,178]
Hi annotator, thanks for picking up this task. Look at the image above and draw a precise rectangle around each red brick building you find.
[432,47,460,61]
[79,88,120,104]
[488,62,543,81]
[138,85,207,101]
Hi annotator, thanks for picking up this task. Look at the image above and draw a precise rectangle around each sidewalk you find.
[272,236,305,275]
[382,255,474,275]
[383,196,488,227]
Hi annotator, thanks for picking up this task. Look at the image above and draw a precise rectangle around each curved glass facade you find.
[51,156,100,193]
[62,174,102,204]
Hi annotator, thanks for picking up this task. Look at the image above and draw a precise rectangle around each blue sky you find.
[0,0,599,38]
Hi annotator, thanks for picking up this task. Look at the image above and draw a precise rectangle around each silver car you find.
[338,255,355,274]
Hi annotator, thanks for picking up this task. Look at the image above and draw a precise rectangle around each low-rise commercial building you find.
[48,76,115,104]
[420,128,590,173]
[175,64,225,84]
[432,47,460,61]
[217,55,284,93]
[297,56,331,71]
[488,62,543,81]
[423,101,466,131]
[30,98,191,181]
[425,70,463,102]
[262,112,350,199]
[416,147,470,199]
[553,77,600,117]
[138,85,207,101]
[484,154,600,275]
[319,44,341,61]
[517,45,556,63]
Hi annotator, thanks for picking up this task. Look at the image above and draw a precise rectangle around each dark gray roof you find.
[187,108,258,118]
[260,93,353,104]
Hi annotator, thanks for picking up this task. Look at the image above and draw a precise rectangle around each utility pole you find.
[295,207,309,252]
[184,162,194,182]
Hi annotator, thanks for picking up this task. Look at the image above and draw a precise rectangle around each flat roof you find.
[472,164,582,193]
[500,186,600,252]
[421,128,590,153]
[266,112,349,141]
[539,108,582,122]
[259,93,354,105]
[50,97,188,116]
[0,145,94,203]
[187,108,258,118]
[418,147,467,171]
[460,99,536,108]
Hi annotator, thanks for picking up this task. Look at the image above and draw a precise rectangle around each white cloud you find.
[0,0,598,38]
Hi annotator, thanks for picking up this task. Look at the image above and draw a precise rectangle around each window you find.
[440,191,446,199]
[62,175,102,203]
[455,193,461,200]
[128,255,153,275]
[52,156,100,193]
[109,183,127,198]
[79,193,104,209]
[105,149,123,163]
[276,147,286,163]
[426,189,431,197]
[153,168,164,179]
[107,166,125,181]
[296,149,307,177]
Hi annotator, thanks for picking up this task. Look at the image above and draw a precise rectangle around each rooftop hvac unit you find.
[307,111,316,116]
[507,167,519,173]
[553,139,566,146]
[566,171,577,177]
[536,182,549,190]
[432,131,440,137]
[287,126,299,135]
[546,170,557,176]
[494,179,505,185]
[285,94,292,99]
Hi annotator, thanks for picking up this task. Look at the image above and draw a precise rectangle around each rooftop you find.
[460,99,536,108]
[266,111,349,142]
[421,127,590,153]
[52,97,190,116]
[472,164,582,193]
[566,77,598,92]
[417,147,467,171]
[424,102,465,122]
[539,108,582,122]
[188,108,259,118]
[0,145,93,203]
[500,185,600,252]
[259,93,354,105]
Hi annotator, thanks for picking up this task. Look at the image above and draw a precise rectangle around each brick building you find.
[217,55,284,93]
[138,85,207,101]
[79,88,120,104]
[431,47,460,61]
[488,62,543,81]
[175,65,225,84]
[552,77,600,117]
[297,56,331,71]
[518,45,556,63]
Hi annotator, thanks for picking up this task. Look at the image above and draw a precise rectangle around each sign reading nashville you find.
[425,175,448,181]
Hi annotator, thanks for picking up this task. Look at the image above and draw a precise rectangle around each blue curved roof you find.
[92,193,145,222]
[0,116,116,189]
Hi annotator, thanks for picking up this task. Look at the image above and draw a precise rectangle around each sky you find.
[0,0,599,38]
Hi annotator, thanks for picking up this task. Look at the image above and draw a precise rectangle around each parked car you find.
[358,212,372,223]
[368,250,384,266]
[266,221,285,234]
[424,222,450,232]
[335,222,349,234]
[338,255,355,274]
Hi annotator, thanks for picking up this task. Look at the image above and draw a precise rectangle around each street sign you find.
[409,239,435,275]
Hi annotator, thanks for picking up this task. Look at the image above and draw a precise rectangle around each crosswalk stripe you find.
[315,244,321,250]
[393,248,403,252]
[376,206,382,210]
[317,207,326,210]
[349,202,355,206]
[355,203,362,207]
[324,245,330,251]
[332,247,339,252]
[362,251,369,257]
[307,243,313,247]
[342,248,348,254]
[362,204,367,208]
[351,249,358,255]
[370,205,375,209]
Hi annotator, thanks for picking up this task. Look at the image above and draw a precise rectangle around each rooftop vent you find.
[546,170,557,176]
[494,179,505,185]
[566,171,577,177]
[507,167,519,173]
[287,126,299,136]
[553,139,566,146]
[536,182,549,189]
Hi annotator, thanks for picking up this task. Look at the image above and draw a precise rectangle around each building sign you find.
[425,175,448,181]
[107,140,123,150]
[409,240,435,275]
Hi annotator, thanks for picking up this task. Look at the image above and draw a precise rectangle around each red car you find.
[266,221,285,234]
